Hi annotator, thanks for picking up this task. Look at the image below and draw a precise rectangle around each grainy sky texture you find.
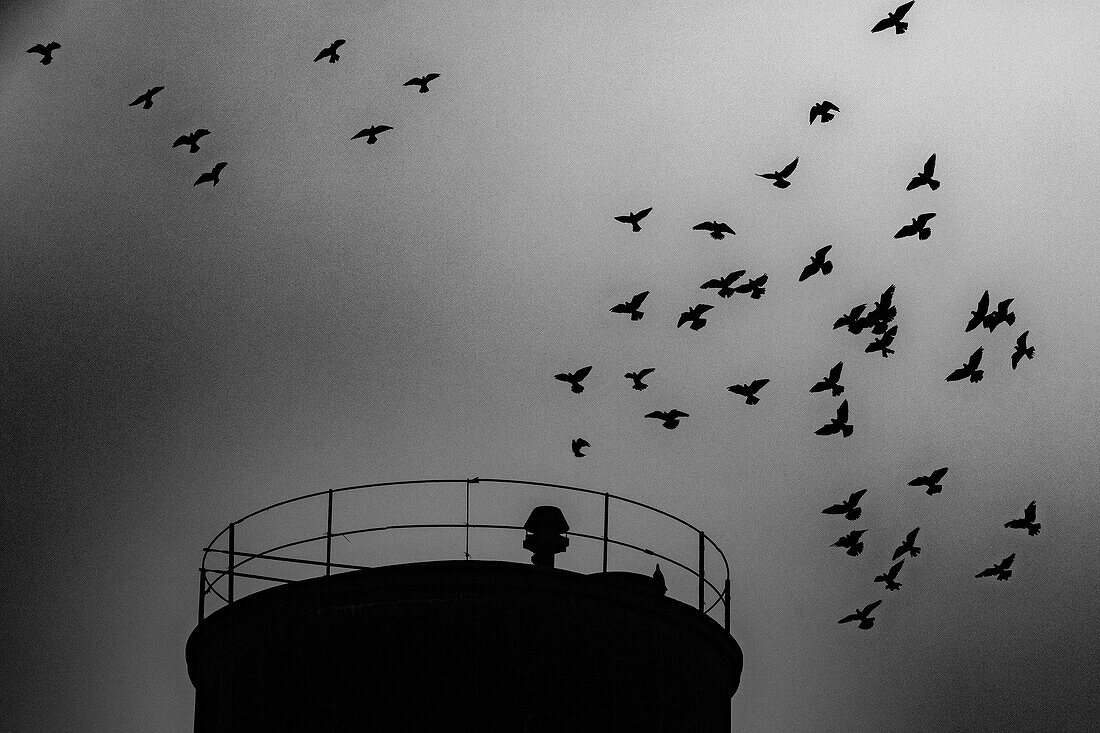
[2,1,1099,731]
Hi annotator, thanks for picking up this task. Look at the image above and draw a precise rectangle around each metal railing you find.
[198,478,732,632]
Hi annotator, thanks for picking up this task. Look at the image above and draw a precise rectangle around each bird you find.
[614,207,652,232]
[810,100,839,124]
[571,438,590,458]
[892,527,921,561]
[838,599,881,630]
[692,221,736,240]
[1011,331,1035,369]
[624,368,655,391]
[983,298,1016,332]
[1004,501,1041,536]
[965,291,991,332]
[652,564,667,594]
[832,529,866,557]
[865,325,897,358]
[821,489,867,521]
[677,304,714,331]
[734,274,768,300]
[554,366,592,394]
[609,291,649,321]
[700,271,746,298]
[193,162,227,187]
[865,285,898,334]
[871,1,915,34]
[27,42,61,65]
[816,399,853,437]
[727,379,770,406]
[907,153,940,191]
[172,128,210,153]
[874,560,905,591]
[352,125,393,144]
[757,157,799,188]
[945,347,984,383]
[894,212,936,240]
[810,361,844,397]
[314,39,346,63]
[645,410,689,430]
[908,467,948,496]
[833,304,869,334]
[404,73,440,93]
[129,86,164,110]
[975,553,1015,581]
[799,245,834,282]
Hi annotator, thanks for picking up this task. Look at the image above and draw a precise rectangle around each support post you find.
[602,493,610,572]
[325,489,334,576]
[464,479,471,560]
[228,523,235,604]
[697,530,705,612]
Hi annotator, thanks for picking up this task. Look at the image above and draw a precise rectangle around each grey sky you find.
[2,1,1099,731]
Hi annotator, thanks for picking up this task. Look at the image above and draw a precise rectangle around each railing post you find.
[326,489,334,576]
[602,493,610,572]
[723,577,730,632]
[228,522,235,604]
[198,569,206,623]
[697,530,705,612]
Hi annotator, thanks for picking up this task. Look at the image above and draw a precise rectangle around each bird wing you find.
[374,125,393,133]
[749,379,770,392]
[915,212,936,226]
[923,153,936,176]
[871,17,893,32]
[194,129,210,138]
[829,361,843,381]
[1016,331,1029,348]
[838,612,861,624]
[815,423,839,435]
[693,221,716,231]
[810,107,819,124]
[716,223,735,234]
[888,560,904,578]
[727,384,747,396]
[629,291,649,308]
[668,409,689,419]
[895,1,915,20]
[352,129,368,139]
[822,503,848,515]
[966,347,983,369]
[945,365,968,381]
[894,222,916,238]
[151,86,164,95]
[574,438,590,448]
[906,527,919,544]
[644,411,667,421]
[314,49,330,61]
[423,73,441,82]
[609,302,632,314]
[636,368,655,379]
[907,475,928,487]
[635,207,652,220]
[816,244,833,258]
[849,489,867,505]
[701,278,723,289]
[173,134,190,146]
[861,599,882,614]
[823,101,839,112]
[836,399,849,422]
[213,162,227,174]
[614,214,632,223]
[975,566,998,578]
[28,44,47,53]
[798,262,816,282]
[779,157,799,177]
[975,290,990,316]
[573,365,592,381]
[677,311,692,327]
[554,372,575,383]
[1000,553,1016,569]
[1023,501,1036,522]
[403,77,421,86]
[929,467,948,482]
[757,171,778,180]
[697,304,714,314]
[128,94,145,106]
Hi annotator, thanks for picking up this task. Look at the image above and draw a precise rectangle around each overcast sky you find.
[2,1,1099,731]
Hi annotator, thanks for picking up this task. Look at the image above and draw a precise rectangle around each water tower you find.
[186,478,743,731]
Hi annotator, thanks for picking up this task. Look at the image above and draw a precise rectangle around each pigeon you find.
[892,527,921,561]
[624,368,655,391]
[1011,331,1035,369]
[822,489,867,521]
[727,379,770,406]
[832,529,866,556]
[677,304,714,331]
[172,128,210,153]
[652,564,667,594]
[945,347,984,383]
[554,366,592,394]
[894,212,936,240]
[1004,501,1041,536]
[838,599,881,629]
[866,325,897,357]
[975,553,1015,581]
[983,298,1016,332]
[352,125,393,144]
[816,399,853,438]
[700,271,747,298]
[733,274,768,299]
[129,86,164,109]
[692,221,736,240]
[571,438,590,458]
[908,467,948,495]
[27,42,61,65]
[314,39,346,63]
[966,291,991,332]
[907,153,940,191]
[614,207,652,232]
[404,73,440,93]
[874,560,905,591]
[757,157,799,188]
[193,162,227,187]
[610,291,649,321]
[871,1,915,34]
[810,100,840,124]
[810,361,844,397]
[799,245,834,282]
[833,304,869,334]
[645,410,689,429]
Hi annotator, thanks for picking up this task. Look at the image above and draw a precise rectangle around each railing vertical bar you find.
[198,569,206,623]
[228,523,235,604]
[325,489,334,576]
[602,493,610,572]
[697,530,705,612]
[723,577,730,632]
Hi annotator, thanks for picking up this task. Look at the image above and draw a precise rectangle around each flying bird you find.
[314,39,346,63]
[816,399,853,438]
[172,128,210,153]
[1011,331,1035,369]
[624,368,655,391]
[614,207,652,232]
[1004,501,1041,536]
[975,553,1015,581]
[352,125,393,144]
[810,100,839,124]
[734,274,768,299]
[129,86,164,109]
[874,560,905,591]
[892,527,921,561]
[833,304,869,334]
[554,366,592,394]
[193,162,227,187]
[865,325,897,358]
[609,291,649,321]
[965,290,990,332]
[799,245,834,282]
[907,153,940,190]
[700,271,746,298]
[838,599,881,630]
[871,1,915,34]
[645,410,689,430]
[894,212,936,240]
[27,42,61,65]
[832,529,866,557]
[983,298,1016,332]
[822,489,867,521]
[810,361,844,397]
[404,73,440,93]
[865,285,898,334]
[757,157,799,188]
[677,303,714,331]
[945,347,984,383]
[692,221,736,240]
[727,379,770,406]
[908,467,948,495]
[571,438,590,458]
